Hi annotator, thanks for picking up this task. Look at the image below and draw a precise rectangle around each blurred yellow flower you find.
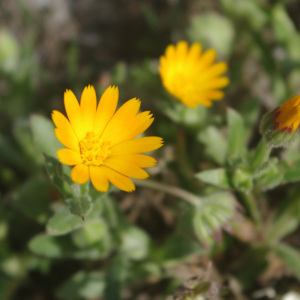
[159,41,229,107]
[274,95,300,133]
[52,85,163,192]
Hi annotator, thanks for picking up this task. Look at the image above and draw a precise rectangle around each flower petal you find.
[57,149,82,165]
[64,89,85,140]
[52,110,73,131]
[104,157,149,179]
[121,111,154,141]
[55,128,79,152]
[101,98,141,144]
[80,85,97,133]
[187,43,202,62]
[94,86,119,136]
[108,111,154,147]
[175,41,188,60]
[52,110,79,151]
[90,166,109,192]
[109,154,157,168]
[199,90,224,101]
[198,62,228,80]
[165,44,176,62]
[102,166,135,192]
[197,49,216,70]
[71,164,89,184]
[111,137,163,155]
[198,77,229,90]
[180,97,199,108]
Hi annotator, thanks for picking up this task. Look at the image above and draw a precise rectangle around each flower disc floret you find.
[52,85,163,192]
[79,132,111,166]
[159,40,229,107]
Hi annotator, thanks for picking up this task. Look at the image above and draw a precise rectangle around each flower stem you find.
[134,179,202,207]
[240,192,263,230]
[176,126,200,193]
[250,138,272,172]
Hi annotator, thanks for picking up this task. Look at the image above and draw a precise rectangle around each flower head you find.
[159,41,229,107]
[52,85,163,192]
[260,95,300,148]
[273,95,300,133]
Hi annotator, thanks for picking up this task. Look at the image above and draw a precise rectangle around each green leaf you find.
[0,28,19,71]
[198,126,227,164]
[195,168,231,189]
[239,98,260,132]
[282,161,300,184]
[44,154,71,197]
[180,105,207,130]
[232,168,253,192]
[187,12,235,57]
[120,226,150,260]
[29,233,109,259]
[267,189,300,242]
[57,271,105,300]
[0,130,28,170]
[101,196,126,229]
[254,163,283,190]
[220,0,268,30]
[193,192,236,244]
[267,215,298,244]
[46,200,103,236]
[71,218,109,248]
[127,262,161,284]
[29,234,74,258]
[162,102,207,130]
[154,231,204,264]
[271,4,300,62]
[227,108,247,157]
[233,246,269,289]
[249,139,272,172]
[30,114,62,158]
[81,219,107,245]
[46,206,85,236]
[66,195,92,218]
[10,176,52,224]
[13,119,37,164]
[273,243,300,280]
[104,255,129,300]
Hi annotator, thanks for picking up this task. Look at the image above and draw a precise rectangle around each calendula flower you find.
[159,41,229,107]
[273,95,300,133]
[260,95,300,148]
[52,85,163,192]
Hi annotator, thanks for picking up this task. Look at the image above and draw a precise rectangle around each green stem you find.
[240,192,263,230]
[176,126,199,193]
[134,179,202,207]
[250,138,272,172]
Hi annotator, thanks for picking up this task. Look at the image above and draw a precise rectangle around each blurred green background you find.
[1,0,300,299]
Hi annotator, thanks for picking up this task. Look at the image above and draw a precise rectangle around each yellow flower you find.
[273,95,300,133]
[52,85,163,192]
[159,41,229,107]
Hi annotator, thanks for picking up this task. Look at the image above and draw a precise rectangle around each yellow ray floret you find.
[159,40,229,107]
[273,95,300,133]
[52,85,163,192]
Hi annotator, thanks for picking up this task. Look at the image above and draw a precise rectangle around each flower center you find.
[79,132,111,166]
